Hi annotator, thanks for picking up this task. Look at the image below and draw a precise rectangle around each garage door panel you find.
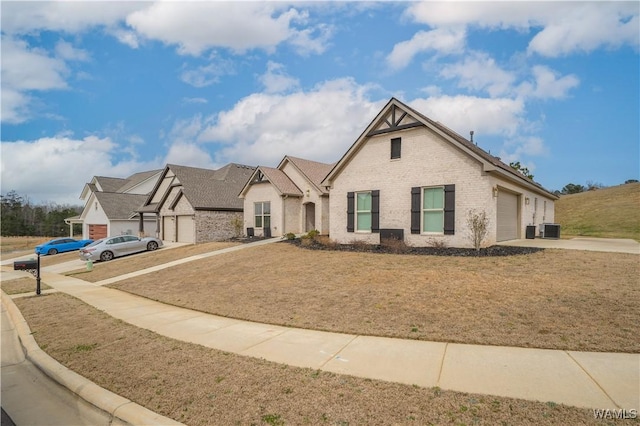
[163,217,175,242]
[88,224,107,240]
[497,190,518,242]
[177,215,195,243]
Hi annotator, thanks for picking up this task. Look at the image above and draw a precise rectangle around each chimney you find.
[470,130,475,145]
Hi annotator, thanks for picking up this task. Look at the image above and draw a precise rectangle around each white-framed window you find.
[254,202,271,229]
[356,191,372,232]
[422,187,444,233]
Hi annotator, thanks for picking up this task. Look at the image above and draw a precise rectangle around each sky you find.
[1,1,638,205]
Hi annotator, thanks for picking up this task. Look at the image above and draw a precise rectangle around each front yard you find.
[108,242,639,353]
[14,293,602,426]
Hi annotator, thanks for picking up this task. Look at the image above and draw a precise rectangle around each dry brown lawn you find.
[110,243,639,353]
[0,276,51,294]
[0,236,51,253]
[15,293,601,426]
[65,241,239,282]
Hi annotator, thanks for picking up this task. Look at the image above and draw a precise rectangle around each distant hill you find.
[555,182,639,241]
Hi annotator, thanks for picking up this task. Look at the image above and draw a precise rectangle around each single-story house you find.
[68,170,162,240]
[321,97,558,248]
[138,163,255,243]
[239,156,333,237]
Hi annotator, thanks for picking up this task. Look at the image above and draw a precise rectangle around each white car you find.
[79,235,162,262]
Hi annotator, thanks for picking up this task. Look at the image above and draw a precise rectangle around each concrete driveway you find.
[497,237,639,254]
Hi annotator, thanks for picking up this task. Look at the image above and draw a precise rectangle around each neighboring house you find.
[138,163,255,243]
[68,170,162,240]
[239,156,333,237]
[321,98,558,248]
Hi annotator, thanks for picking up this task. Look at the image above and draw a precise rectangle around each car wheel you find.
[48,248,58,255]
[147,241,158,251]
[100,251,114,261]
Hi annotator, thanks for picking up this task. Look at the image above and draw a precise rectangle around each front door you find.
[304,203,316,232]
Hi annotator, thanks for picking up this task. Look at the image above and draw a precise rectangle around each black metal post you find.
[36,253,41,295]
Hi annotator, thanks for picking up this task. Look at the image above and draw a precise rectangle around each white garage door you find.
[177,215,195,243]
[163,216,175,242]
[497,190,519,242]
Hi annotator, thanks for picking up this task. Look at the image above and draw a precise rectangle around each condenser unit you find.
[539,223,561,239]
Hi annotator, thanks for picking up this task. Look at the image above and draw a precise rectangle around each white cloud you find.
[0,135,159,205]
[386,27,466,70]
[180,56,235,88]
[0,1,139,35]
[528,4,639,57]
[517,66,580,99]
[182,97,208,105]
[1,36,69,123]
[54,40,90,61]
[439,52,515,97]
[164,142,216,169]
[196,78,383,166]
[126,2,321,56]
[404,2,639,58]
[410,95,526,137]
[499,136,548,166]
[259,62,300,94]
[288,23,334,56]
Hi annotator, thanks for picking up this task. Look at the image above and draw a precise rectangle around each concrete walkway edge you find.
[1,291,183,426]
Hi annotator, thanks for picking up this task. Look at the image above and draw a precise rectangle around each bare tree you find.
[466,209,489,252]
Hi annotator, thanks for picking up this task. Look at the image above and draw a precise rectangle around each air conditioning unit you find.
[539,223,561,239]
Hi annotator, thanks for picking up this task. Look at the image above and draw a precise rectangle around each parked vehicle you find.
[79,235,163,262]
[35,238,93,255]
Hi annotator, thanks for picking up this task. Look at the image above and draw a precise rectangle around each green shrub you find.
[284,232,296,240]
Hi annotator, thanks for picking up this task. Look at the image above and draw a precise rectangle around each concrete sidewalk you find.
[497,237,640,254]
[4,269,639,412]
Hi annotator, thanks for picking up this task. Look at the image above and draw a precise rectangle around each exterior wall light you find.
[492,186,499,198]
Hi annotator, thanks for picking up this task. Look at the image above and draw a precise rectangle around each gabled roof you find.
[239,155,334,198]
[117,169,162,193]
[93,192,149,220]
[154,163,256,210]
[95,176,127,193]
[240,166,303,197]
[280,156,334,195]
[322,97,558,200]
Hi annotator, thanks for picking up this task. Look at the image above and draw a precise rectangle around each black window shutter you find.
[347,192,355,232]
[444,184,455,235]
[371,190,380,233]
[411,187,421,234]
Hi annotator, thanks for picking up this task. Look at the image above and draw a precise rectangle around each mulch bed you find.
[285,238,544,257]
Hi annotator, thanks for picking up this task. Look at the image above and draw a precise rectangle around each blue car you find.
[35,238,94,255]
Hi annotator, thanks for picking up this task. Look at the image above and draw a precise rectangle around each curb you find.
[1,291,183,426]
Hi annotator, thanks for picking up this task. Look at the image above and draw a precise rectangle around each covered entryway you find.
[304,203,316,232]
[177,215,195,243]
[88,224,107,240]
[496,189,519,242]
[162,216,175,242]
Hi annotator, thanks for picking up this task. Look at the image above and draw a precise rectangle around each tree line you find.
[1,190,82,237]
[555,179,638,195]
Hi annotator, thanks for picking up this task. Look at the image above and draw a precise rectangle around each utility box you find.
[14,259,37,270]
[539,223,561,239]
[525,226,536,239]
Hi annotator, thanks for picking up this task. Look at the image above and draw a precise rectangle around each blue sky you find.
[1,1,638,205]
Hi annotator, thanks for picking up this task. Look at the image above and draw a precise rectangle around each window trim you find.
[254,201,271,229]
[421,186,445,234]
[355,191,372,233]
